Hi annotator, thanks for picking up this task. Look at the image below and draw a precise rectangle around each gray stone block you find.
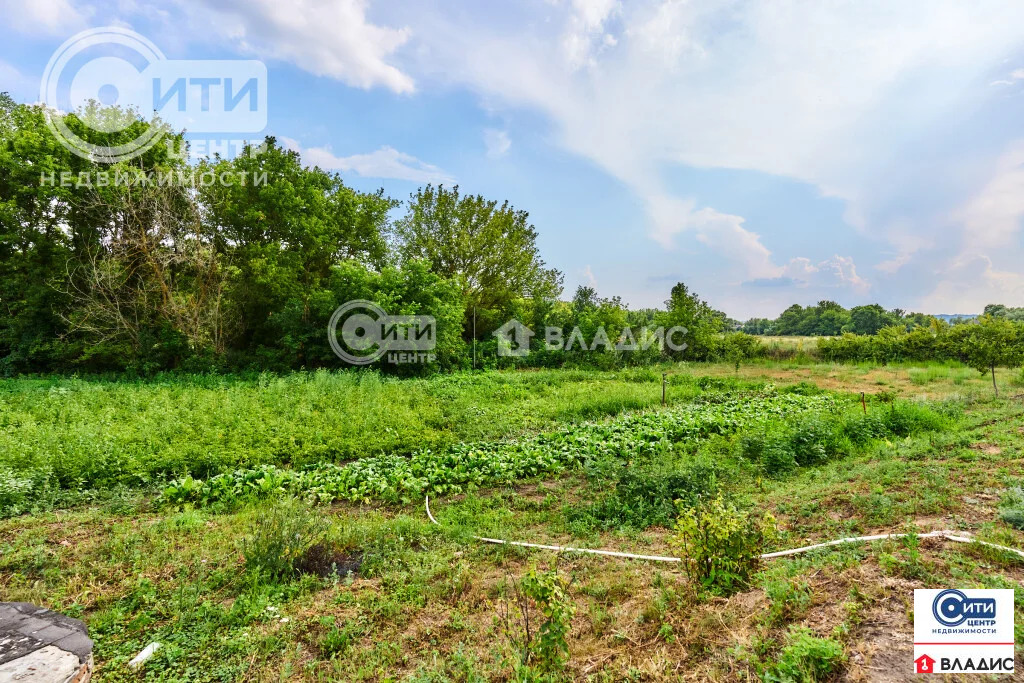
[53,632,93,660]
[15,617,52,636]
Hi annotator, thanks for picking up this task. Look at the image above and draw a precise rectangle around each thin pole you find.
[861,392,867,415]
[473,307,477,370]
[662,372,667,406]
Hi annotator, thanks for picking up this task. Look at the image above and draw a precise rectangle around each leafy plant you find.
[500,567,577,675]
[569,457,720,529]
[165,389,835,508]
[671,495,777,595]
[998,485,1024,530]
[763,578,812,627]
[241,498,328,581]
[763,627,845,682]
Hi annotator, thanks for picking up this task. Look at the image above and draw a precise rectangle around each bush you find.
[241,498,329,581]
[570,458,720,529]
[764,627,845,682]
[788,416,847,466]
[501,567,577,675]
[998,486,1024,531]
[880,401,947,436]
[762,440,798,475]
[671,495,776,595]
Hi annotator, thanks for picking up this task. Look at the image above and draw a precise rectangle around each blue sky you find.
[3,0,1024,318]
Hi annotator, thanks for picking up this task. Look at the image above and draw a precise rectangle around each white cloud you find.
[954,140,1024,248]
[580,264,598,288]
[483,128,511,158]
[395,0,1024,291]
[191,0,415,93]
[562,0,619,69]
[644,190,867,295]
[282,137,454,184]
[780,256,869,293]
[0,0,89,35]
[990,67,1024,86]
[920,255,1024,313]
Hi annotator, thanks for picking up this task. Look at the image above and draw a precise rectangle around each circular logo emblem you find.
[39,26,171,163]
[932,589,969,627]
[327,300,390,366]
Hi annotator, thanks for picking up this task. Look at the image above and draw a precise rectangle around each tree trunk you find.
[992,363,998,397]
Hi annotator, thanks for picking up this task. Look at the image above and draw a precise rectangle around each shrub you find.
[762,440,798,476]
[500,568,577,675]
[880,401,947,436]
[672,495,776,595]
[841,412,886,446]
[763,627,845,682]
[787,416,847,466]
[763,578,812,627]
[998,486,1024,531]
[241,498,329,581]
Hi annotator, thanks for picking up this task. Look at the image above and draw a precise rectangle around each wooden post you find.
[662,372,667,406]
[992,364,998,397]
[861,392,867,415]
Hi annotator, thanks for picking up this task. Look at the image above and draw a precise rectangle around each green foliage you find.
[568,457,720,530]
[241,498,328,581]
[396,184,563,335]
[164,389,834,508]
[739,401,951,476]
[672,495,777,595]
[762,627,846,682]
[517,568,576,673]
[998,485,1024,530]
[763,578,813,628]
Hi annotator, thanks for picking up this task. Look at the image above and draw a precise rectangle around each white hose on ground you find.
[424,496,1024,563]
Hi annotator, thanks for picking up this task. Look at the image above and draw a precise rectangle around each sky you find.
[3,0,1024,319]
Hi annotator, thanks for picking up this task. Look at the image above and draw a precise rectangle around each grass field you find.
[1,361,1022,681]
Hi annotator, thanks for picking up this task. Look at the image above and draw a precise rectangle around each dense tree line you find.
[1,97,738,375]
[4,97,1023,378]
[742,301,945,336]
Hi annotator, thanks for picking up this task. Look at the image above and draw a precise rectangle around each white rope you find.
[424,496,1024,563]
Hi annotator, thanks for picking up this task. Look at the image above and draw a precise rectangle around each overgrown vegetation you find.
[0,363,1021,681]
[162,387,836,508]
[671,495,777,595]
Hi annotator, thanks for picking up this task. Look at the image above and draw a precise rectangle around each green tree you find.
[849,304,890,335]
[198,138,395,365]
[658,282,722,359]
[395,185,562,336]
[961,316,1023,396]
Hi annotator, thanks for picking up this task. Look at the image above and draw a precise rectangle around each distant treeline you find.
[739,301,979,337]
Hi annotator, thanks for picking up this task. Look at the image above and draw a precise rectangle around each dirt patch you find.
[969,443,1003,455]
[843,597,913,682]
[295,543,362,578]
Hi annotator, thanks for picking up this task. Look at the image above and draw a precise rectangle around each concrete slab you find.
[0,602,93,679]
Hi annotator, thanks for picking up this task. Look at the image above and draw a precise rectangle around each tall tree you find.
[395,185,562,331]
[198,138,395,359]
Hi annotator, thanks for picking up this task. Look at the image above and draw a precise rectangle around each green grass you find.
[0,367,711,511]
[0,364,1022,681]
